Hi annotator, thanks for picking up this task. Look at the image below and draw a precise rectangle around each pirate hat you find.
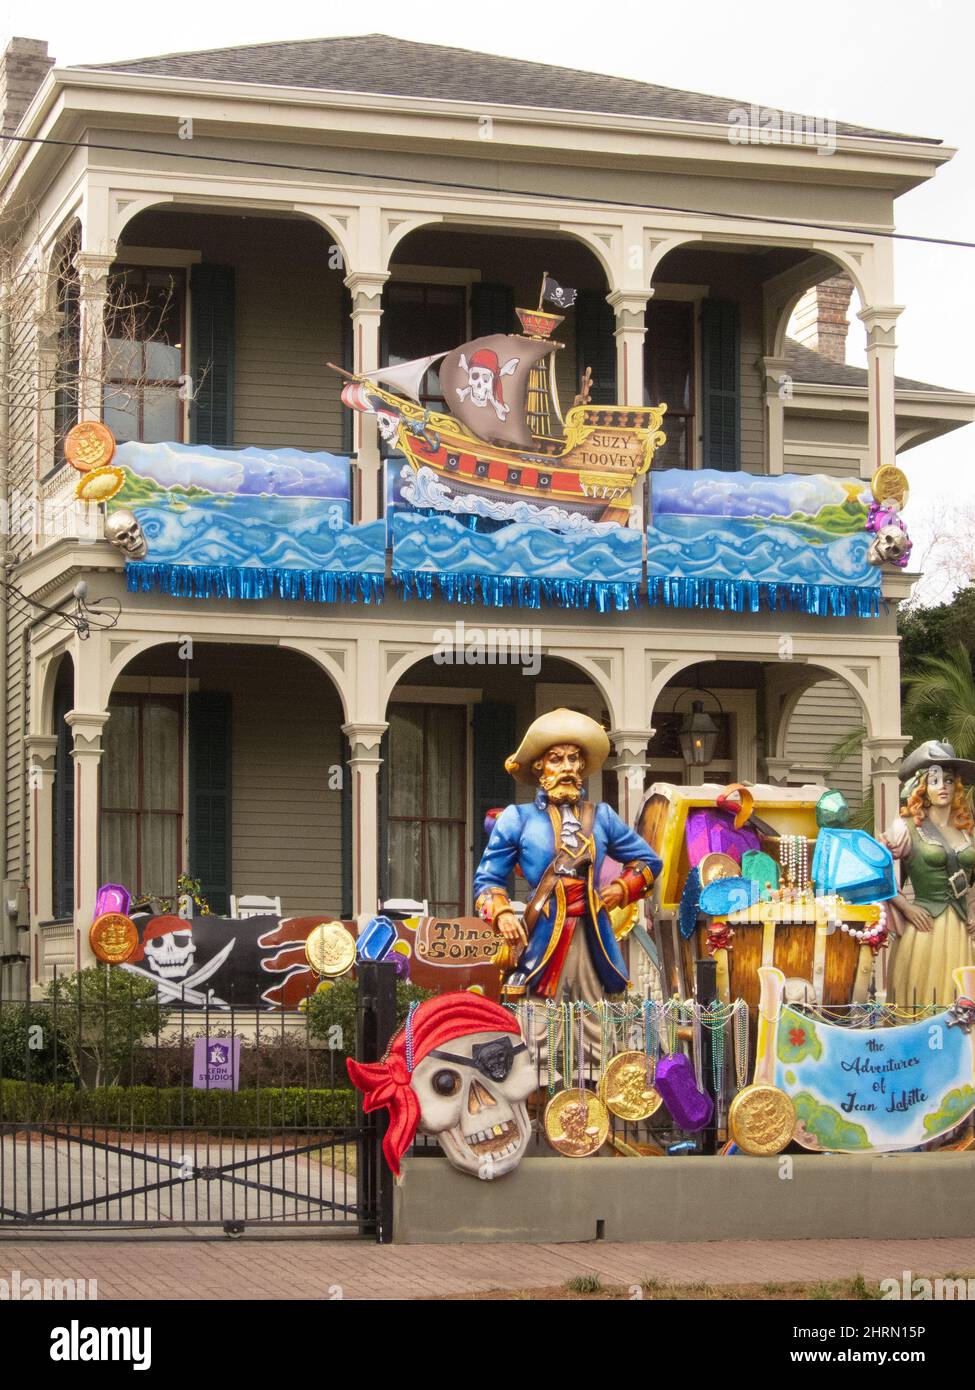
[504,708,610,785]
[899,739,975,784]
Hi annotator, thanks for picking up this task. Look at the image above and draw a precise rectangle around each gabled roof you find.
[784,339,960,394]
[78,33,934,142]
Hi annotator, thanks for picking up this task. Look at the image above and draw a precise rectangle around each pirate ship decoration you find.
[334,274,667,526]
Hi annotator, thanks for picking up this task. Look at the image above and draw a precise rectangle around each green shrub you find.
[0,1079,357,1129]
[304,977,433,1064]
[0,1001,73,1083]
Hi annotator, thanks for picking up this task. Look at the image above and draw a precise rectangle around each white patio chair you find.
[230,893,282,919]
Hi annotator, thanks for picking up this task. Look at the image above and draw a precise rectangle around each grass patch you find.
[563,1273,603,1294]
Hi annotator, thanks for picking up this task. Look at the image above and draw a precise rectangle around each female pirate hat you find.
[504,708,610,785]
[899,739,975,783]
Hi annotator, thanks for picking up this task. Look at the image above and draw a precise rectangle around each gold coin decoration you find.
[543,1088,610,1157]
[871,464,909,511]
[89,912,139,964]
[75,465,125,503]
[728,1084,796,1156]
[304,920,356,978]
[599,1050,663,1122]
[698,852,740,887]
[64,421,116,473]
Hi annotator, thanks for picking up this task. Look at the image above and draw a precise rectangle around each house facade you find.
[1,34,972,997]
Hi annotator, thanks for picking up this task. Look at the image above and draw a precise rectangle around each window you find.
[103,266,185,444]
[386,704,467,917]
[52,229,81,469]
[100,695,183,897]
[645,300,695,469]
[382,283,466,415]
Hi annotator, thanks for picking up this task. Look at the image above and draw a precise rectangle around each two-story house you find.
[1,33,972,997]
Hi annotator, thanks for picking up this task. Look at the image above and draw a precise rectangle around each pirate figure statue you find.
[473,709,662,1009]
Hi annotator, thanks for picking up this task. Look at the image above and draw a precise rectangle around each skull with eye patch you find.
[347,992,536,1180]
[411,1028,537,1178]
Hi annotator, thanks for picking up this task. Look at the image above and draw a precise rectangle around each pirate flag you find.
[543,276,578,310]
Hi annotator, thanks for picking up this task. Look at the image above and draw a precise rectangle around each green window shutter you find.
[470,283,514,337]
[189,265,235,446]
[188,692,232,914]
[701,298,740,471]
[575,289,616,403]
[52,675,75,920]
[472,702,517,895]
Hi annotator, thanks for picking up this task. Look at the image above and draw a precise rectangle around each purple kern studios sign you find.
[192,1037,242,1091]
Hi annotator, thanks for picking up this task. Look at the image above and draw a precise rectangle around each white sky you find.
[5,0,973,595]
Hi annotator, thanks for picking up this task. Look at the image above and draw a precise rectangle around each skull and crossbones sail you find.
[439,333,556,450]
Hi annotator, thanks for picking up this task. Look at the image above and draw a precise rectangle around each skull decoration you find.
[467,365,495,407]
[138,916,196,979]
[868,523,912,566]
[105,508,148,559]
[411,1028,536,1178]
[347,992,535,1180]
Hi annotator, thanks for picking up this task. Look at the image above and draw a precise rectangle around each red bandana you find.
[346,993,521,1176]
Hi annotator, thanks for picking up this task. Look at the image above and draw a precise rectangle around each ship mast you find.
[516,271,565,449]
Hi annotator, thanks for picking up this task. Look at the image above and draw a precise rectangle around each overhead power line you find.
[2,131,973,250]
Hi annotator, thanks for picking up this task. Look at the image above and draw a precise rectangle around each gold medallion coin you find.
[75,465,125,503]
[304,920,356,977]
[89,912,139,964]
[543,1087,610,1157]
[64,421,116,473]
[728,1084,796,1156]
[698,852,740,886]
[871,464,909,511]
[599,1051,663,1122]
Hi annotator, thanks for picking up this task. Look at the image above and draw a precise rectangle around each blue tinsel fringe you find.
[392,570,640,612]
[126,562,385,604]
[126,562,881,618]
[647,576,882,618]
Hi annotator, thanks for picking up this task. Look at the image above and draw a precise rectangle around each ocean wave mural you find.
[645,469,882,617]
[112,441,384,603]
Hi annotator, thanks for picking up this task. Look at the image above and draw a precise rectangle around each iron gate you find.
[0,961,396,1239]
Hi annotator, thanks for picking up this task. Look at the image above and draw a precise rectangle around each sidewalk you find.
[4,1235,975,1300]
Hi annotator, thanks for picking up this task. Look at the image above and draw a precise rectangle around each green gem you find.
[816,789,850,828]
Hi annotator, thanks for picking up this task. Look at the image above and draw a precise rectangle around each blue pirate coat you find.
[473,792,662,995]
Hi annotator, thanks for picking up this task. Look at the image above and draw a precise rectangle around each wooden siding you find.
[784,678,866,810]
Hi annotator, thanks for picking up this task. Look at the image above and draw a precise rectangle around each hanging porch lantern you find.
[676,696,721,767]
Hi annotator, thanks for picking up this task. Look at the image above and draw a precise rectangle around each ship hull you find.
[341,379,667,526]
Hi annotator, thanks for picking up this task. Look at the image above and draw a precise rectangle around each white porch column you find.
[342,721,388,919]
[607,289,650,406]
[761,354,792,475]
[74,251,114,421]
[344,270,389,523]
[607,729,654,828]
[865,735,910,835]
[65,710,109,969]
[25,734,58,926]
[857,305,904,478]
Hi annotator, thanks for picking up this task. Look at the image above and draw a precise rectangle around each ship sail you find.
[361,353,447,404]
[439,334,557,450]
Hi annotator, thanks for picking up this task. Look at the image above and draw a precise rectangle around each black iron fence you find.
[0,963,397,1238]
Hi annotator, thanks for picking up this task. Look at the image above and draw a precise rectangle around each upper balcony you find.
[30,209,973,619]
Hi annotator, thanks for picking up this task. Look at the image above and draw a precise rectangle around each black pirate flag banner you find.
[542,276,577,309]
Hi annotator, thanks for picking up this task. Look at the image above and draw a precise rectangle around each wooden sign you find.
[413,917,501,967]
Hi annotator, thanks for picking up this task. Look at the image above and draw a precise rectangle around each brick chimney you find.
[1,37,54,137]
[791,273,855,364]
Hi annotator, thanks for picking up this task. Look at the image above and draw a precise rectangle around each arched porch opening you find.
[98,641,350,919]
[649,657,870,809]
[385,223,612,426]
[104,203,355,456]
[381,648,612,919]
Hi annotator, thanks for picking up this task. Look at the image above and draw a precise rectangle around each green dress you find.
[891,822,975,1006]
